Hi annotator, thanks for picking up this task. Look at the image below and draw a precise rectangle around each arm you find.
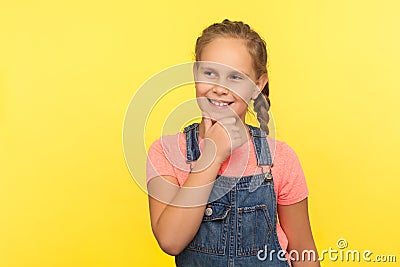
[278,198,320,267]
[148,117,247,256]
[148,143,222,256]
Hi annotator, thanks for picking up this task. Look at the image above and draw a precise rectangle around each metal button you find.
[204,207,213,216]
[264,172,273,181]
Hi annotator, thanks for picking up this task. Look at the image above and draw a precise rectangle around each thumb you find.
[202,112,213,133]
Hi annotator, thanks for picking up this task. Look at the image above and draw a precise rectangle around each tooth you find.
[210,99,229,106]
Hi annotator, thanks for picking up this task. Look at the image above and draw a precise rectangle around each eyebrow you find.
[199,66,250,77]
[232,70,250,77]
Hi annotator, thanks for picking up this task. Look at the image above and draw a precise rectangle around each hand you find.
[201,113,249,165]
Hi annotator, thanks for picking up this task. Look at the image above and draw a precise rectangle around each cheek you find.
[194,84,210,112]
[233,91,253,115]
[236,88,254,104]
[195,83,210,97]
[196,97,208,112]
[235,99,250,113]
[226,83,254,105]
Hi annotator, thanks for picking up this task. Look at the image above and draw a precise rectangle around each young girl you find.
[146,19,320,266]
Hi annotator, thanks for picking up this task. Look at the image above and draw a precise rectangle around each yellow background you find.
[1,1,399,266]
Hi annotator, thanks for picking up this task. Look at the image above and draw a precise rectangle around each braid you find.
[253,82,270,134]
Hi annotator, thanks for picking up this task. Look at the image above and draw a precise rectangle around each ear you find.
[252,73,268,100]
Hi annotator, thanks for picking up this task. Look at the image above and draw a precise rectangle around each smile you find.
[208,98,233,107]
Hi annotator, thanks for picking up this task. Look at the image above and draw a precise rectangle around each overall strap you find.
[183,123,200,163]
[248,125,272,166]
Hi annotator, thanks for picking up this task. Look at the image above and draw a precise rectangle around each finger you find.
[230,132,243,140]
[231,136,247,149]
[202,112,213,133]
[204,117,213,133]
[218,116,236,126]
[229,126,240,132]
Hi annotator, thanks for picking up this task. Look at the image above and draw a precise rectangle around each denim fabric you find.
[176,123,290,267]
[184,123,201,163]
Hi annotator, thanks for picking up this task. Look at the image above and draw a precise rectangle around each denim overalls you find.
[175,123,291,267]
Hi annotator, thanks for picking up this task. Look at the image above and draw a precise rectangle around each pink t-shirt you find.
[146,132,309,253]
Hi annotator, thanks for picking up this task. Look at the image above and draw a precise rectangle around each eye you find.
[230,74,244,80]
[203,71,217,77]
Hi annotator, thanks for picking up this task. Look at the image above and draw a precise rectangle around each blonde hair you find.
[195,19,271,134]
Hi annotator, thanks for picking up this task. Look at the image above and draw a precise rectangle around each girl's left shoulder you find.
[266,136,303,166]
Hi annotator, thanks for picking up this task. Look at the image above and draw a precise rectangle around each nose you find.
[212,85,229,95]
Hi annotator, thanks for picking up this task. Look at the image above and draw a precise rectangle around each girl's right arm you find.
[147,148,222,256]
[148,117,246,256]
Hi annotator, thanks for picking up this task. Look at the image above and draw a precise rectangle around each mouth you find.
[207,98,234,108]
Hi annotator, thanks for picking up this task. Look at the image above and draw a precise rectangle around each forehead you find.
[199,37,255,78]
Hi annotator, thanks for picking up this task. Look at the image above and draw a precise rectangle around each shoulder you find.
[267,136,300,165]
[146,132,189,185]
[147,132,188,170]
[148,132,186,154]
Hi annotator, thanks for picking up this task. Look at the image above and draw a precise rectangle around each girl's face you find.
[194,37,266,122]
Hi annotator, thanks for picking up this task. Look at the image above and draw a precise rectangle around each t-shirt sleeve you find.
[146,138,177,185]
[276,143,309,205]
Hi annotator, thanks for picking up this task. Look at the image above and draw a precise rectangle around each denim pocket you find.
[237,204,273,256]
[187,202,231,255]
